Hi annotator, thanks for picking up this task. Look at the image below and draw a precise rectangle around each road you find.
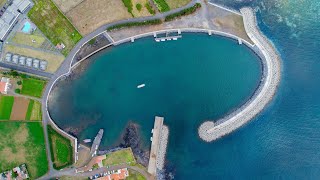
[39,0,199,179]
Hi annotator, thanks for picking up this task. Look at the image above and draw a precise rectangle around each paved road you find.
[39,0,199,179]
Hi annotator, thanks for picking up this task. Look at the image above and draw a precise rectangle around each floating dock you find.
[155,35,182,42]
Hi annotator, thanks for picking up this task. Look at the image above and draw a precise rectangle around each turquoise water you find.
[49,34,262,178]
[22,22,31,33]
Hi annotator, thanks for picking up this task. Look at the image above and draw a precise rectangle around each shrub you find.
[17,80,22,85]
[107,19,162,31]
[145,2,155,15]
[136,3,142,11]
[89,38,96,45]
[122,0,134,16]
[15,88,21,94]
[165,3,201,21]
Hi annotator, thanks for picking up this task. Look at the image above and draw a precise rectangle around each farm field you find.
[102,148,136,167]
[152,0,170,12]
[48,125,73,169]
[4,45,65,73]
[165,0,191,9]
[0,96,14,120]
[0,122,48,178]
[52,0,84,13]
[65,0,131,35]
[21,77,46,98]
[10,97,29,120]
[28,0,82,56]
[0,95,42,121]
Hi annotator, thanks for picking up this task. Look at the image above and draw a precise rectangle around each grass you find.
[28,0,82,56]
[25,99,34,120]
[21,78,46,98]
[127,169,146,180]
[165,0,191,9]
[11,32,46,48]
[122,0,134,16]
[152,0,170,12]
[30,101,42,120]
[0,96,14,120]
[165,3,201,21]
[0,122,48,178]
[107,19,162,31]
[145,2,155,15]
[47,125,73,169]
[102,148,136,167]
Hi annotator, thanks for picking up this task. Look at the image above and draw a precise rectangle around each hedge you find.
[165,3,201,22]
[107,19,162,31]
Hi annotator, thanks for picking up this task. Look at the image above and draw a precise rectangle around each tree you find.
[15,88,21,94]
[17,80,22,85]
[136,3,142,11]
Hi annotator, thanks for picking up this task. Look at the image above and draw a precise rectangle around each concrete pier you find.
[148,116,163,176]
[198,7,281,142]
[90,129,104,157]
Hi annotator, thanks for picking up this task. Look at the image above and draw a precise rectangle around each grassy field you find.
[102,148,136,166]
[127,169,146,180]
[21,78,46,98]
[25,99,34,120]
[12,32,46,48]
[0,96,14,120]
[0,122,48,178]
[165,0,191,9]
[4,45,65,73]
[48,125,73,169]
[28,0,82,56]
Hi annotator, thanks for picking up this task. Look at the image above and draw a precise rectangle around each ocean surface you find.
[49,0,320,178]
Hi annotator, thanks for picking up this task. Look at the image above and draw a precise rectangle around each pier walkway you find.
[90,129,104,157]
[198,7,281,142]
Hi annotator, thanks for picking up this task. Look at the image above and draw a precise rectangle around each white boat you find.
[161,39,166,42]
[137,84,145,88]
[83,139,91,143]
[173,37,178,40]
[155,39,160,42]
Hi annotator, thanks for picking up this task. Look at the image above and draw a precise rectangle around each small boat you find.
[137,84,145,88]
[155,39,160,42]
[83,139,92,143]
[173,37,178,40]
[161,39,166,42]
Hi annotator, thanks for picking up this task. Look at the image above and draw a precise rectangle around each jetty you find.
[90,129,104,157]
[148,116,169,176]
[198,7,281,142]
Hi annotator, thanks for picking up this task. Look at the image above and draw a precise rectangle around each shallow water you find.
[49,34,262,178]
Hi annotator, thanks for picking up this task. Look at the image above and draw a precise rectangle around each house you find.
[0,77,10,94]
[97,168,129,180]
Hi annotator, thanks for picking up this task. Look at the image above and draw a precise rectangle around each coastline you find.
[40,3,281,178]
[198,7,281,142]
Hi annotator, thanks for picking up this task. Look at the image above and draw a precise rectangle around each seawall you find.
[198,7,281,142]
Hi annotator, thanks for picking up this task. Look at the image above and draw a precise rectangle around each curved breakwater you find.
[198,7,281,142]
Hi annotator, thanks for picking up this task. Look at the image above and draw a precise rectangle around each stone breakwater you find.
[156,125,169,171]
[198,7,281,142]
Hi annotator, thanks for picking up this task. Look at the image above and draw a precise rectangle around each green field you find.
[102,148,136,166]
[127,169,146,180]
[0,122,48,178]
[25,99,34,120]
[28,0,82,56]
[0,96,14,120]
[21,78,46,98]
[48,125,73,169]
